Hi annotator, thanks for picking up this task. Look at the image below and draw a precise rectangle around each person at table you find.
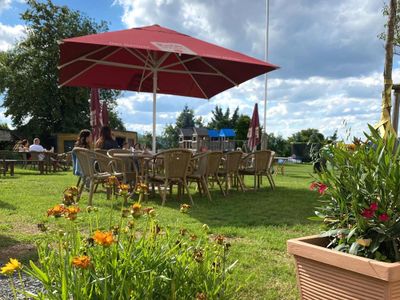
[19,139,29,152]
[29,138,45,152]
[72,129,92,184]
[95,126,119,150]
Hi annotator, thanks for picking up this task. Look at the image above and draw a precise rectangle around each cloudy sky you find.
[0,0,398,139]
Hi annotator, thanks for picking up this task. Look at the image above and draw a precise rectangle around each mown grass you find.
[0,164,321,299]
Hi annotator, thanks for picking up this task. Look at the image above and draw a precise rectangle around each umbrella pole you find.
[152,71,157,153]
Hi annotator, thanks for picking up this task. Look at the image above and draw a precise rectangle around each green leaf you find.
[29,260,49,284]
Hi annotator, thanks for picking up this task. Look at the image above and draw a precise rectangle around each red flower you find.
[318,184,328,195]
[379,213,390,222]
[369,202,378,212]
[309,182,318,191]
[361,209,374,219]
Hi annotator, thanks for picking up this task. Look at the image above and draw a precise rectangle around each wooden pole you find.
[376,0,397,137]
[392,84,400,134]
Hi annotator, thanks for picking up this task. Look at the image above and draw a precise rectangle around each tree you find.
[176,105,196,128]
[267,133,291,156]
[208,105,239,129]
[0,0,124,139]
[287,128,325,144]
[234,114,250,141]
[162,105,203,149]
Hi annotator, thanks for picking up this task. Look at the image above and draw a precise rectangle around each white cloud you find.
[0,0,12,13]
[0,22,25,51]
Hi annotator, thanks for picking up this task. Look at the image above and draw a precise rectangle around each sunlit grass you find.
[0,164,320,299]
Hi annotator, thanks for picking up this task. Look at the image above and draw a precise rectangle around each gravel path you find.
[0,273,43,300]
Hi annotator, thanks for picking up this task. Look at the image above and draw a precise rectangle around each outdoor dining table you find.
[112,152,155,184]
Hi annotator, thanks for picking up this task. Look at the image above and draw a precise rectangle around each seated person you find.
[95,126,119,150]
[19,139,30,152]
[29,138,46,160]
[72,129,92,178]
[29,138,45,152]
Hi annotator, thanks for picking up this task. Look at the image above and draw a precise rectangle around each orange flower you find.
[64,206,80,220]
[72,255,91,269]
[47,204,66,217]
[107,176,119,187]
[131,203,142,217]
[135,182,149,194]
[93,230,115,246]
[119,184,130,196]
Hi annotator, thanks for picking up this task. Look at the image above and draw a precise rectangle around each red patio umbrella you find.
[247,103,260,151]
[90,88,102,142]
[59,24,278,151]
[101,101,109,126]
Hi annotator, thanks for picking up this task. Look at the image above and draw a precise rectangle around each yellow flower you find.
[135,182,149,194]
[72,255,91,269]
[93,230,115,246]
[1,258,22,275]
[356,238,372,247]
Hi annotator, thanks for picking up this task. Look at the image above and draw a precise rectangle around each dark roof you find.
[179,128,193,138]
[193,127,209,136]
[219,128,236,137]
[208,129,219,138]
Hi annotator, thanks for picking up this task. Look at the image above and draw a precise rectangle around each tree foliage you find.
[266,133,291,156]
[380,0,400,55]
[0,0,124,139]
[234,114,250,141]
[208,105,239,129]
[287,128,325,144]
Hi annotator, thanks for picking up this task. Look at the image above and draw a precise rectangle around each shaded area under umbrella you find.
[59,24,278,151]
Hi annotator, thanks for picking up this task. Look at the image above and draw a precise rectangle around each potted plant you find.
[287,125,400,299]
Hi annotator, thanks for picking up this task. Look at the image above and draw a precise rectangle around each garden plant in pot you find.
[288,125,400,300]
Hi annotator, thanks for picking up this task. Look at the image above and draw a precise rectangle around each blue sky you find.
[0,0,398,139]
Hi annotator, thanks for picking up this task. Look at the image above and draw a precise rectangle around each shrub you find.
[311,125,400,262]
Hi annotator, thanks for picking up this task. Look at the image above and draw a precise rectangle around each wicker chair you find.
[73,148,111,205]
[149,149,193,205]
[188,152,211,201]
[265,150,276,189]
[218,151,245,194]
[240,150,271,190]
[205,151,225,197]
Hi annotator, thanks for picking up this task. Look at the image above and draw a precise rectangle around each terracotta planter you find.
[287,235,400,300]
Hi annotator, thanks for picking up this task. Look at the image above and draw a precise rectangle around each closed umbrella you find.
[247,103,260,151]
[59,24,278,152]
[101,101,109,126]
[90,88,102,142]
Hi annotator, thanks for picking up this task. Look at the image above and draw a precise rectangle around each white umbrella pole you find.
[152,71,157,153]
[261,0,269,150]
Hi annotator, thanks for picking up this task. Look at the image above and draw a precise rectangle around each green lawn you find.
[0,164,321,299]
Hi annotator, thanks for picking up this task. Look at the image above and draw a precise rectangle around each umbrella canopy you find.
[247,103,260,151]
[101,101,109,126]
[90,88,102,142]
[59,24,278,151]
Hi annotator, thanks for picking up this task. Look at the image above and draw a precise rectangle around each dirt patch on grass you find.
[0,243,36,264]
